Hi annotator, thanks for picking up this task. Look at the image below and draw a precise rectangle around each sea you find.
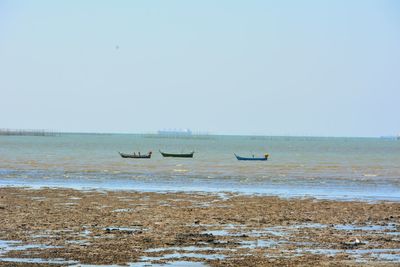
[0,134,399,201]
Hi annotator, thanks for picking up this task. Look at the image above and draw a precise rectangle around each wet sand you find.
[0,187,399,266]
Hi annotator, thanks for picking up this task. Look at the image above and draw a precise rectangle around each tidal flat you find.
[0,187,399,266]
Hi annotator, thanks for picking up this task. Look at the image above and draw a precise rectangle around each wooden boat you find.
[159,150,194,158]
[234,153,269,161]
[119,151,152,159]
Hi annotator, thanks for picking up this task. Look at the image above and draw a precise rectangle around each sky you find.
[0,0,399,137]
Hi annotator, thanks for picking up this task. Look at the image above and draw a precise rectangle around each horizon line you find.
[0,128,385,139]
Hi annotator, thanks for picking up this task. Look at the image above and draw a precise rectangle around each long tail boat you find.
[159,150,194,158]
[119,151,152,159]
[234,153,269,161]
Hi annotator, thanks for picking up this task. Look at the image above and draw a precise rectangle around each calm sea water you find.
[0,134,399,201]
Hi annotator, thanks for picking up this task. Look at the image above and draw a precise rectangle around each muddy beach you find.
[0,187,399,266]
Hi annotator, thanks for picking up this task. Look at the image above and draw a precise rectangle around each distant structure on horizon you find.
[142,128,210,139]
[380,133,400,140]
[157,128,192,136]
[0,128,57,136]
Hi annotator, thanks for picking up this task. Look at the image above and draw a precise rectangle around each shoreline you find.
[1,181,400,203]
[0,187,399,266]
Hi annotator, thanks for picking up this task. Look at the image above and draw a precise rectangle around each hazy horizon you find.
[1,127,396,138]
[1,0,399,137]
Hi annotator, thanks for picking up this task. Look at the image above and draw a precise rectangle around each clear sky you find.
[1,0,399,136]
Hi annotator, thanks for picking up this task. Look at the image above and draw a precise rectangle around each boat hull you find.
[119,152,152,159]
[159,150,194,158]
[234,153,268,161]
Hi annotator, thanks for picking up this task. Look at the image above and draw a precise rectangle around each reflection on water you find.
[0,134,399,201]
